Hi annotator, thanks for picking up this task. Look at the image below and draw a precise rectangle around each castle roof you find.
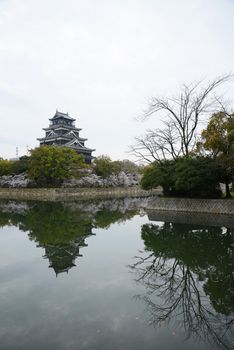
[49,110,76,122]
[43,125,82,132]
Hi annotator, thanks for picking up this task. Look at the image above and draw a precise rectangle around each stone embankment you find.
[147,197,234,215]
[0,187,158,201]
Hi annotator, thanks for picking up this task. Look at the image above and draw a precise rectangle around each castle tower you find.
[37,110,95,163]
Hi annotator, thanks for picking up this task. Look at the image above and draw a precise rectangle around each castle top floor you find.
[49,110,76,127]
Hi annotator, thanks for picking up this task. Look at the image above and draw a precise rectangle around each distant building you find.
[37,110,95,163]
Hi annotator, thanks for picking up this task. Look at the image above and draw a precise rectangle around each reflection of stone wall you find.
[0,197,150,216]
[64,197,151,213]
[147,209,234,228]
[0,187,159,201]
[0,200,32,214]
[147,197,234,215]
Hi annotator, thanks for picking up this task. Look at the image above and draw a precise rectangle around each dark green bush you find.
[141,157,222,198]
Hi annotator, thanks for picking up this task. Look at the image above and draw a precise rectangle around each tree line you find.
[0,147,142,187]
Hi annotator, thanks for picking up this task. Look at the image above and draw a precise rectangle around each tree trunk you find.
[225,181,231,198]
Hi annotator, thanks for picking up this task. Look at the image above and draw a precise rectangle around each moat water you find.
[0,199,233,350]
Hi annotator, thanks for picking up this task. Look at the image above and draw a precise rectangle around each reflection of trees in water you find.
[130,222,234,349]
[0,199,139,275]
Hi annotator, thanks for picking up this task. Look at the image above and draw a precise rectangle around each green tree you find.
[141,157,222,198]
[141,160,175,194]
[93,156,141,178]
[93,155,117,178]
[0,158,13,176]
[28,146,85,186]
[174,157,222,198]
[0,156,30,176]
[11,156,30,174]
[112,159,141,173]
[198,112,234,198]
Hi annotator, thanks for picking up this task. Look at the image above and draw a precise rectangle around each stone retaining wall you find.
[147,209,234,228]
[147,197,234,215]
[0,187,158,201]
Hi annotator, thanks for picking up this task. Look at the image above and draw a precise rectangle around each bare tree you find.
[130,74,232,163]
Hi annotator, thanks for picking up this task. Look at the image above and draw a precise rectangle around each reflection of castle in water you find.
[43,229,93,276]
[41,227,93,276]
[0,199,141,275]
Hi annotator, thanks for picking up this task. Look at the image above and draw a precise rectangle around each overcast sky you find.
[0,0,234,160]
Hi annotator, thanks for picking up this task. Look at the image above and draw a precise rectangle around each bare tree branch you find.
[131,74,233,163]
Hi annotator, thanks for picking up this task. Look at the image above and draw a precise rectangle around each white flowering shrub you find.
[63,172,141,188]
[0,172,141,188]
[0,173,35,188]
